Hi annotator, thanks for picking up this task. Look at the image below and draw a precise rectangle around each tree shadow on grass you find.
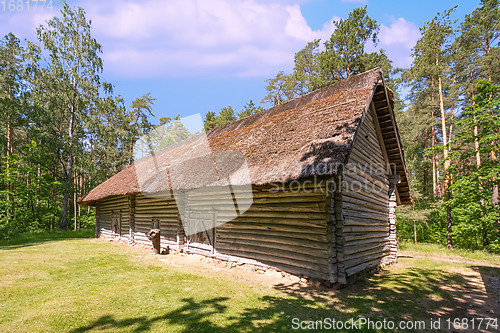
[70,297,230,333]
[474,265,500,311]
[68,264,497,332]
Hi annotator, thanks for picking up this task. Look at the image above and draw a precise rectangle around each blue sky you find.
[1,0,481,130]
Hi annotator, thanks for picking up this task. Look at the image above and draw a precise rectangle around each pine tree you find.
[128,93,155,165]
[319,6,379,82]
[237,100,264,119]
[0,33,24,223]
[261,71,293,105]
[406,7,457,247]
[292,39,324,95]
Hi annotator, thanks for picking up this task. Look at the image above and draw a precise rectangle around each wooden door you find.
[185,210,217,254]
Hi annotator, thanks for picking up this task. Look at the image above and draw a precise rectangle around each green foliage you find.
[203,105,241,131]
[0,2,157,234]
[292,39,325,95]
[0,228,94,245]
[237,100,264,119]
[78,210,95,229]
[260,71,293,106]
[396,200,446,244]
[262,7,398,107]
[0,143,60,229]
[147,117,193,152]
[320,6,379,82]
[445,80,500,249]
[204,100,265,131]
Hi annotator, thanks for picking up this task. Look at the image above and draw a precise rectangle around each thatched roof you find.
[80,68,411,205]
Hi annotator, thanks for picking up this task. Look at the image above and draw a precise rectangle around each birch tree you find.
[26,1,104,229]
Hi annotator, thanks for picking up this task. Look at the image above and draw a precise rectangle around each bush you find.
[0,224,28,241]
[79,209,96,229]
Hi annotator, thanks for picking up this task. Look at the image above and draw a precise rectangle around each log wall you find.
[98,196,130,240]
[339,103,391,278]
[134,193,179,248]
[211,182,332,281]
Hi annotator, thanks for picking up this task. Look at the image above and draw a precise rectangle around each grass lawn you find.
[0,232,499,332]
[399,241,500,265]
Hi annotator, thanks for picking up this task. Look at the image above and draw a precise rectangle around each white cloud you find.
[0,10,54,43]
[379,18,420,48]
[1,0,420,79]
[377,18,421,68]
[79,0,336,78]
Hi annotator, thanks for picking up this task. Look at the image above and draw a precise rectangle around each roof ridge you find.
[206,68,382,138]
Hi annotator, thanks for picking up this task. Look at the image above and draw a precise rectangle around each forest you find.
[0,1,499,254]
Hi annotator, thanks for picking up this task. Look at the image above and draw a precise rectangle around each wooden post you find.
[95,201,100,237]
[334,174,346,284]
[176,191,186,250]
[211,208,217,255]
[129,195,135,242]
[326,178,337,284]
[388,175,400,262]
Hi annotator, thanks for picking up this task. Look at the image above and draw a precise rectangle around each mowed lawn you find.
[1,232,499,333]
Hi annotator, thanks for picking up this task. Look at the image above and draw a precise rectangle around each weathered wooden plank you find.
[216,228,328,243]
[342,195,387,213]
[216,239,329,261]
[343,231,389,242]
[343,225,389,233]
[344,216,388,227]
[344,244,391,261]
[342,172,388,198]
[218,216,326,227]
[342,189,387,208]
[345,256,391,276]
[343,209,388,222]
[217,232,329,249]
[215,247,330,275]
[344,248,390,269]
[342,185,388,206]
[217,222,325,234]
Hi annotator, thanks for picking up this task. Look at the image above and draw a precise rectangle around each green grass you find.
[398,241,500,264]
[0,228,95,246]
[0,232,498,332]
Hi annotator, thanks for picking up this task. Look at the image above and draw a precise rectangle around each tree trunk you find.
[446,191,452,249]
[436,52,452,247]
[484,36,499,212]
[437,75,449,171]
[60,153,72,230]
[413,220,417,244]
[474,115,481,167]
[6,68,13,223]
[128,115,141,166]
[471,87,481,167]
[6,113,12,223]
[424,129,429,196]
[430,77,439,198]
[493,149,499,210]
[74,167,77,231]
[432,126,438,198]
[60,100,75,230]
